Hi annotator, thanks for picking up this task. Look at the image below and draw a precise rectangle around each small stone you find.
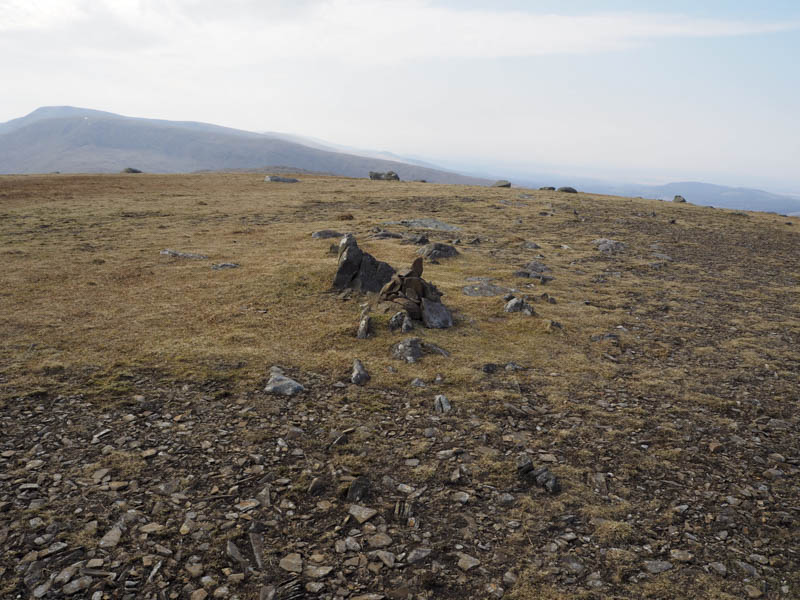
[235,499,260,512]
[279,553,303,573]
[264,372,304,396]
[190,590,208,600]
[347,476,370,502]
[745,585,763,599]
[644,560,673,574]
[457,552,481,571]
[670,549,693,563]
[407,548,432,563]
[348,505,377,524]
[186,562,204,577]
[368,533,392,548]
[498,493,515,506]
[485,583,505,599]
[63,576,93,595]
[452,491,469,504]
[434,394,452,414]
[98,526,122,549]
[351,359,370,385]
[213,586,230,598]
[86,558,104,568]
[357,316,371,339]
[141,523,165,534]
[304,565,334,578]
[708,562,727,576]
[376,550,395,568]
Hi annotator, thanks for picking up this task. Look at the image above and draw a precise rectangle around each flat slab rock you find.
[264,175,299,183]
[462,280,510,296]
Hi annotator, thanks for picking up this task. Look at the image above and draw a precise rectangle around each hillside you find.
[0,174,798,599]
[0,107,488,184]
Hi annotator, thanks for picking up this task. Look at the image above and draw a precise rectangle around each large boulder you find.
[264,175,299,183]
[557,186,578,193]
[333,235,396,293]
[673,195,687,203]
[493,180,511,188]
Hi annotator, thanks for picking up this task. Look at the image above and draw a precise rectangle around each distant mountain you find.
[0,107,488,184]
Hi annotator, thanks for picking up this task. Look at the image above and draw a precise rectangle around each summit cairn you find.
[379,258,453,328]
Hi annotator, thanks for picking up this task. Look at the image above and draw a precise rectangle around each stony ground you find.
[1,173,799,599]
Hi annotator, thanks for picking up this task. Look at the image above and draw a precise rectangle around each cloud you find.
[2,0,797,64]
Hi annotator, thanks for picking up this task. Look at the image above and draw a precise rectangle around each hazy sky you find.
[2,0,799,192]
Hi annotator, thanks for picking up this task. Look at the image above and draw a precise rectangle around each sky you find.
[2,0,800,193]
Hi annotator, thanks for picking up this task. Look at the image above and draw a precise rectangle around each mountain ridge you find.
[0,107,489,185]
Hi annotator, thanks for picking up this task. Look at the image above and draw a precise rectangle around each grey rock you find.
[388,311,407,331]
[708,562,727,576]
[404,233,430,245]
[522,261,550,274]
[264,373,305,396]
[63,576,93,595]
[304,565,334,578]
[348,505,378,524]
[347,476,371,502]
[279,553,303,573]
[421,298,453,329]
[98,526,122,549]
[160,248,208,260]
[456,552,481,571]
[493,180,511,188]
[351,359,370,385]
[311,230,343,239]
[264,175,299,183]
[392,338,424,363]
[539,186,555,191]
[434,395,452,414]
[462,281,509,297]
[673,195,687,203]
[410,378,426,387]
[498,493,515,506]
[369,171,400,181]
[563,556,585,575]
[356,315,371,339]
[418,242,459,260]
[644,560,673,574]
[211,263,239,270]
[557,186,578,193]
[367,533,392,548]
[226,540,249,571]
[593,238,626,253]
[523,241,542,249]
[333,235,396,293]
[407,548,432,563]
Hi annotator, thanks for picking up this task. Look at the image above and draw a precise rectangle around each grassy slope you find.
[1,173,798,598]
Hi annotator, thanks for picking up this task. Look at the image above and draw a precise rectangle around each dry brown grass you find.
[1,172,799,598]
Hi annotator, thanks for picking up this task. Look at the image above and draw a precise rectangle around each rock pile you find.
[333,235,396,294]
[379,258,453,328]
